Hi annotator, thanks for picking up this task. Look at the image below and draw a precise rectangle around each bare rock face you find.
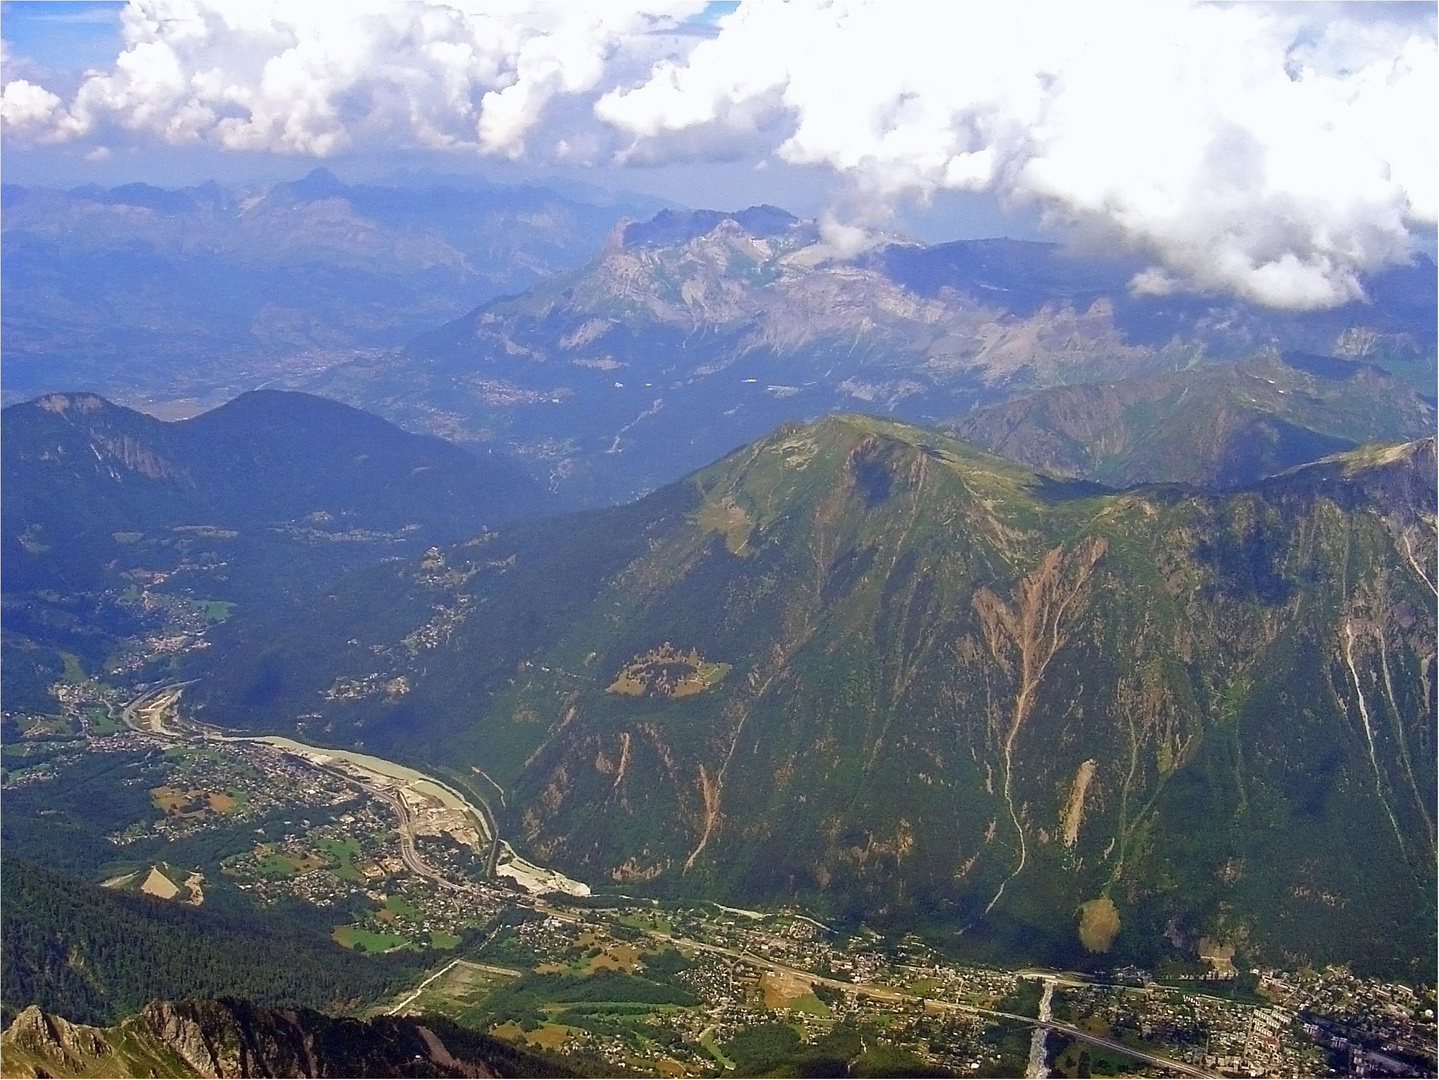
[2,1005,116,1076]
[1,999,557,1078]
[139,1001,238,1076]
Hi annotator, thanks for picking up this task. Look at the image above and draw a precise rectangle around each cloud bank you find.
[4,1,1434,309]
[1,2,706,156]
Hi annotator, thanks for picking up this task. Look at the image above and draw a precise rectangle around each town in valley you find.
[5,668,1433,1079]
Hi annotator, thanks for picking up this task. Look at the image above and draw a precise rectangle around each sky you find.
[2,0,1435,310]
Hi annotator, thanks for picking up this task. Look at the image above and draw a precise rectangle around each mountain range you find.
[0,169,657,408]
[949,350,1436,489]
[5,182,1432,509]
[191,413,1438,978]
[290,212,1436,506]
[2,184,1436,1067]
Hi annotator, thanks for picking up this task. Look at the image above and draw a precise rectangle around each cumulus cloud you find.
[2,1,705,157]
[599,2,1436,309]
[3,1,1434,309]
[1,79,65,129]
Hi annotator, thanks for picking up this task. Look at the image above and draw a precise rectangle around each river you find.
[126,682,589,895]
[1027,978,1056,1078]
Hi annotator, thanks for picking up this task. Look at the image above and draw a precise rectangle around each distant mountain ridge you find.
[295,212,1436,506]
[193,416,1437,979]
[6,183,1433,508]
[621,204,804,247]
[0,390,549,712]
[2,389,545,591]
[949,350,1437,488]
[880,237,1438,358]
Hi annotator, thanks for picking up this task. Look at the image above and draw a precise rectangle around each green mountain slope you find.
[193,417,1437,978]
[948,351,1436,488]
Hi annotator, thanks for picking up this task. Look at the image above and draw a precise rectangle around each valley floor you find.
[4,677,1435,1077]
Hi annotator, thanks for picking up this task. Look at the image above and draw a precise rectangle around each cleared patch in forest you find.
[140,866,179,900]
[1078,896,1121,953]
[695,494,754,554]
[607,643,731,699]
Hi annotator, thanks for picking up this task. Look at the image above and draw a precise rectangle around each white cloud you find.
[2,1,1433,309]
[601,2,1437,309]
[4,1,705,157]
[814,211,876,261]
[1,79,64,129]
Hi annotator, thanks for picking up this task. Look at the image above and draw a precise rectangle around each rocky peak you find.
[0,999,564,1078]
[621,204,803,248]
[3,1005,115,1075]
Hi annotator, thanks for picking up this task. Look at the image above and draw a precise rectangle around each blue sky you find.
[3,2,123,82]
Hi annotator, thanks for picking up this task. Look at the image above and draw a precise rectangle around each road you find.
[518,898,1223,1080]
[120,681,195,735]
[358,779,471,894]
[387,958,523,1016]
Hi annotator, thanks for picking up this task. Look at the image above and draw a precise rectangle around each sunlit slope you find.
[302,221,1436,507]
[0,997,570,1079]
[949,351,1436,488]
[196,417,1438,976]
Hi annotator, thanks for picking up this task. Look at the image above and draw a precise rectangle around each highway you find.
[519,898,1223,1079]
[350,776,472,894]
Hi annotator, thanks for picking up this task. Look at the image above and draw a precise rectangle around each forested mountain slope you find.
[1,390,548,710]
[192,418,1438,978]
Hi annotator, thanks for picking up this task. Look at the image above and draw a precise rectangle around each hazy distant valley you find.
[1,170,659,413]
[3,179,1436,1079]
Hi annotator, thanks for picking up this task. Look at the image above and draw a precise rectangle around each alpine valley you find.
[2,190,1436,1079]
